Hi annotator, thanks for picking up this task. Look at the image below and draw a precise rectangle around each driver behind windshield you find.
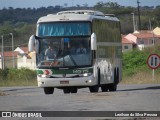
[76,43,87,54]
[45,44,57,60]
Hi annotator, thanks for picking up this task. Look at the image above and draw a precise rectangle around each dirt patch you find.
[74,92,117,102]
[0,91,7,96]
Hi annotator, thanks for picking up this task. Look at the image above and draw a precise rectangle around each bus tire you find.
[101,85,109,92]
[115,68,119,84]
[89,86,99,93]
[44,87,54,94]
[108,84,117,91]
[63,88,70,94]
[89,68,100,93]
[70,88,78,93]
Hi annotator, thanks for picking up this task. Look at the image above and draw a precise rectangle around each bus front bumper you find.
[37,75,97,88]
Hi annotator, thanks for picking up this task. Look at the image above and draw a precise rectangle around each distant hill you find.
[0,6,92,24]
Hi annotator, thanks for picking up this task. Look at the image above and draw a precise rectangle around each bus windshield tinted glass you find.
[38,22,91,37]
[37,37,92,68]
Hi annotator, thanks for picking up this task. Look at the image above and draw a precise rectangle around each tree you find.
[104,2,120,8]
[94,2,104,9]
[83,3,88,7]
[76,4,80,8]
[0,21,14,35]
[153,8,160,26]
[64,3,68,8]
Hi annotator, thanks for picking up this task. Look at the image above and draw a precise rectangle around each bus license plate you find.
[60,81,69,84]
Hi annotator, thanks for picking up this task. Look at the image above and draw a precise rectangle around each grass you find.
[0,68,37,87]
[0,79,37,87]
[121,70,160,84]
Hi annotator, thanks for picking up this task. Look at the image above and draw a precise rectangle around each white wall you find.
[17,52,36,70]
[122,44,133,52]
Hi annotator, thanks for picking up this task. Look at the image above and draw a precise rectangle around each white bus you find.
[28,10,122,94]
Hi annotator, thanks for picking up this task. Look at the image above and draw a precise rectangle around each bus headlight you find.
[83,73,89,77]
[80,73,92,77]
[38,74,51,78]
[88,80,92,83]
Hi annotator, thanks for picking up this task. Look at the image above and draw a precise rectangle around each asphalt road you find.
[0,84,160,120]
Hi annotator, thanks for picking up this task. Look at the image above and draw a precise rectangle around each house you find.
[17,51,36,70]
[124,30,160,50]
[14,47,28,54]
[0,51,19,69]
[122,35,135,52]
[0,47,36,70]
[15,47,36,70]
[153,27,160,35]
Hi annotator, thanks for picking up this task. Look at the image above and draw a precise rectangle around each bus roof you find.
[37,10,119,23]
[57,10,104,16]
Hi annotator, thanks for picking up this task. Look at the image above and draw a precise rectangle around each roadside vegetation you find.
[121,45,160,84]
[0,68,37,86]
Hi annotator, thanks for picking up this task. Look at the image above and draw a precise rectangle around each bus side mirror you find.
[28,35,39,53]
[91,33,97,50]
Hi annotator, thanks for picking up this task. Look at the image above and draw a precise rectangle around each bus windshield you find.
[37,37,92,68]
[38,22,91,37]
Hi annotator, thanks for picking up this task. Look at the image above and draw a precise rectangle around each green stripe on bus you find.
[37,68,93,75]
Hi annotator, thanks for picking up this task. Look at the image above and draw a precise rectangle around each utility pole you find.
[9,33,15,68]
[1,35,5,69]
[149,18,152,30]
[131,13,136,32]
[137,0,141,30]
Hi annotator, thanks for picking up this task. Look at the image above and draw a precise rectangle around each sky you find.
[0,0,160,9]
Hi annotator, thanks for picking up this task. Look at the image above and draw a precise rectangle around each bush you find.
[123,49,148,77]
[0,68,9,80]
[7,68,37,81]
[0,68,37,86]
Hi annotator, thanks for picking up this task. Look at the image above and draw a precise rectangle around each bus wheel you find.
[44,87,54,94]
[108,84,117,92]
[101,85,109,92]
[63,88,70,94]
[89,86,99,93]
[70,88,78,93]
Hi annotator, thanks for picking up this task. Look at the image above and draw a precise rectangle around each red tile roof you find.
[0,47,28,57]
[122,35,134,44]
[0,51,19,57]
[133,33,159,39]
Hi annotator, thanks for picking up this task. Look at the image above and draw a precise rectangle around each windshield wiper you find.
[68,55,77,67]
